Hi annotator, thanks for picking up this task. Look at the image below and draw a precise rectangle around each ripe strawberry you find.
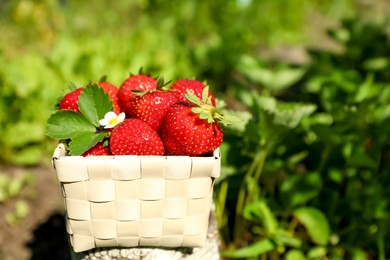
[118,74,158,115]
[128,90,179,132]
[160,87,224,156]
[97,81,121,115]
[59,87,83,112]
[109,118,165,155]
[82,142,111,156]
[59,82,120,114]
[170,79,216,106]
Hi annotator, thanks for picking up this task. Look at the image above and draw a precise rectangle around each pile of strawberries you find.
[47,71,227,157]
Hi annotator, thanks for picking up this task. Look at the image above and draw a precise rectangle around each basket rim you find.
[52,143,221,162]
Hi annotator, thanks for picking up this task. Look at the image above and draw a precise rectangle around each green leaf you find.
[8,178,24,197]
[68,131,108,155]
[191,107,203,114]
[346,143,378,169]
[284,249,306,260]
[348,248,368,260]
[46,110,96,139]
[307,246,327,259]
[245,119,262,144]
[280,172,322,208]
[354,74,380,102]
[273,229,302,248]
[67,82,78,91]
[199,111,210,120]
[294,207,330,245]
[78,83,113,127]
[11,146,43,166]
[0,178,10,200]
[223,239,275,258]
[362,57,389,71]
[251,94,316,145]
[185,89,200,105]
[201,85,209,103]
[221,113,245,126]
[14,200,29,218]
[237,55,307,94]
[3,122,45,148]
[271,67,307,93]
[271,102,317,129]
[5,200,28,226]
[131,89,147,97]
[243,199,278,235]
[286,150,309,170]
[307,113,333,125]
[99,75,107,83]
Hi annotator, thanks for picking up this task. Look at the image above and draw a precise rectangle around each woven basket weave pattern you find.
[52,144,220,252]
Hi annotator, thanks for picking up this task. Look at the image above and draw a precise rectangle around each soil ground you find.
[0,165,71,260]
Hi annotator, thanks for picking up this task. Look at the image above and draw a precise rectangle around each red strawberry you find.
[59,87,83,112]
[118,74,158,115]
[160,87,224,156]
[109,118,165,155]
[170,79,216,106]
[128,90,179,132]
[59,82,120,114]
[98,81,121,115]
[82,142,112,156]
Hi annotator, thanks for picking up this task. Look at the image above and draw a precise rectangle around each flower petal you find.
[99,119,109,126]
[117,112,126,122]
[105,111,118,120]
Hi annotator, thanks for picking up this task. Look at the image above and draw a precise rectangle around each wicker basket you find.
[52,143,221,253]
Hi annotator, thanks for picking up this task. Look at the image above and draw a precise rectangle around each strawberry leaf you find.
[78,83,113,127]
[220,113,243,125]
[131,89,147,97]
[157,76,165,88]
[67,82,78,91]
[185,89,202,106]
[199,112,209,120]
[68,131,108,155]
[98,75,107,83]
[201,86,209,103]
[191,107,203,114]
[46,110,96,139]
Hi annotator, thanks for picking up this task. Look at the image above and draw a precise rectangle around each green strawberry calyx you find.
[185,86,241,125]
[131,76,172,97]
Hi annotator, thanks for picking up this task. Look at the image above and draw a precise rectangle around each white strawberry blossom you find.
[99,112,125,129]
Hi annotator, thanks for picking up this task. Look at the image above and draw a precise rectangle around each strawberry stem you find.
[186,87,219,123]
[185,86,242,126]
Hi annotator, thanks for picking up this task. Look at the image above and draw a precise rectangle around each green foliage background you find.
[1,0,389,259]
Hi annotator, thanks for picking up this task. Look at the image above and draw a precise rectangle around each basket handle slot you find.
[52,143,67,168]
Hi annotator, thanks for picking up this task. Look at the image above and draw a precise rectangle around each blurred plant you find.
[215,16,390,259]
[0,53,62,165]
[0,171,34,226]
[0,1,388,258]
